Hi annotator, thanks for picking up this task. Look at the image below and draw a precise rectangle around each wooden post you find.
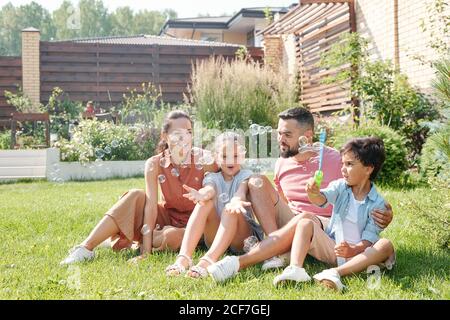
[10,116,16,149]
[348,0,360,127]
[45,119,50,147]
[152,45,160,87]
[393,0,400,71]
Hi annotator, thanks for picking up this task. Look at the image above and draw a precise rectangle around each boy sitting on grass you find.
[272,137,396,291]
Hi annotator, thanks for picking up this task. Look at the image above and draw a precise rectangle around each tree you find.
[110,6,134,36]
[0,1,55,56]
[133,9,177,35]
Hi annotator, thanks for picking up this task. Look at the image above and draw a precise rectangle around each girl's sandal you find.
[187,256,215,279]
[165,254,193,276]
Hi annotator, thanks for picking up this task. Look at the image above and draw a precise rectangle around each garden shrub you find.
[0,130,11,149]
[331,123,409,186]
[45,87,83,140]
[319,33,440,163]
[56,119,159,163]
[188,56,298,130]
[420,116,450,188]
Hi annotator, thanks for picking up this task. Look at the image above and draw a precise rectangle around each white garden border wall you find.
[0,148,276,181]
[47,148,277,182]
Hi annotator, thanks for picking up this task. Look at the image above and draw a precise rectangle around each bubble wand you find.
[314,129,326,188]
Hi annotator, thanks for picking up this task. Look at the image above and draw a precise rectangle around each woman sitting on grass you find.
[60,110,217,265]
[166,132,264,278]
[272,137,396,291]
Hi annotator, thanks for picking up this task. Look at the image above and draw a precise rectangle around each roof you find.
[54,34,241,47]
[259,2,349,36]
[171,16,232,24]
[159,6,294,35]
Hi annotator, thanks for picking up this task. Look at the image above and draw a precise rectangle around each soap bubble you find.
[95,149,104,159]
[218,193,229,203]
[250,177,263,188]
[298,136,309,148]
[158,175,166,184]
[159,156,170,168]
[104,146,111,154]
[111,140,119,148]
[171,168,180,177]
[250,124,259,136]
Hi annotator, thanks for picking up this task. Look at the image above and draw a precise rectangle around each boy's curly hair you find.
[340,137,386,181]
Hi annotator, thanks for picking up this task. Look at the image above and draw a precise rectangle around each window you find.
[200,33,222,42]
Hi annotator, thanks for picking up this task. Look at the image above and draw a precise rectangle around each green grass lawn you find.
[0,177,449,300]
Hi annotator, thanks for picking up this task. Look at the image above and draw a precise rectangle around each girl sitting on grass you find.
[272,137,396,291]
[166,132,263,278]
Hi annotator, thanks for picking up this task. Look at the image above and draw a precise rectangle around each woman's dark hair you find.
[157,110,192,153]
[340,137,386,181]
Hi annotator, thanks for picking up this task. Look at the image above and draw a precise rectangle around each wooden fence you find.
[0,56,21,124]
[262,0,354,113]
[40,42,263,109]
[0,42,263,126]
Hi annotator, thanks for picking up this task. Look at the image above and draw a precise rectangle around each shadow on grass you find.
[387,246,450,290]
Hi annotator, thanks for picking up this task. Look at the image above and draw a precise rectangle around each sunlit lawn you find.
[0,177,449,299]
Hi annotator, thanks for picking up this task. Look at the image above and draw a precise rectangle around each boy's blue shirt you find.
[319,178,385,244]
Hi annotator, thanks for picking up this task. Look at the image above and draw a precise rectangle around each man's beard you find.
[279,145,299,158]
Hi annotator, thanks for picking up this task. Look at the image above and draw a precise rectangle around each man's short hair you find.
[278,107,314,129]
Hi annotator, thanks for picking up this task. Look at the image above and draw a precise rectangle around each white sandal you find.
[187,256,215,279]
[165,254,193,276]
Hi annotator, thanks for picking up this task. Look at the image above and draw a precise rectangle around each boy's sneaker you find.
[273,265,311,286]
[313,268,345,292]
[60,245,95,265]
[261,253,289,271]
[207,256,240,282]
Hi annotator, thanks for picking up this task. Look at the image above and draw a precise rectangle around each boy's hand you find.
[305,177,321,197]
[334,241,358,258]
[182,185,210,205]
[225,197,252,215]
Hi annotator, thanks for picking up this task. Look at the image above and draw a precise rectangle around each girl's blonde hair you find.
[214,132,244,153]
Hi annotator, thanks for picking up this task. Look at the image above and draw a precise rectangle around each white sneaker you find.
[99,238,112,248]
[313,268,345,292]
[60,245,95,265]
[207,256,240,282]
[261,255,286,271]
[273,265,311,286]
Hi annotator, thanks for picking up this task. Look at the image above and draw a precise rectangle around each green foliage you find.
[0,179,449,299]
[0,130,11,149]
[331,123,409,186]
[320,33,440,162]
[120,83,170,125]
[188,56,298,130]
[418,0,450,62]
[420,108,450,188]
[45,87,83,140]
[0,1,177,56]
[56,119,159,163]
[0,2,56,56]
[431,58,450,104]
[4,87,43,113]
[263,7,274,24]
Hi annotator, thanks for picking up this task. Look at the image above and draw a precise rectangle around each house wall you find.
[356,0,445,91]
[170,29,202,40]
[167,28,247,45]
[223,32,247,45]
